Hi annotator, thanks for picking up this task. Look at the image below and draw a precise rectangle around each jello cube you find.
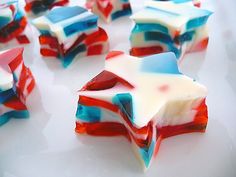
[75,51,208,170]
[0,0,30,48]
[0,48,35,126]
[86,0,132,23]
[24,0,69,16]
[153,0,201,7]
[33,6,109,67]
[130,1,212,59]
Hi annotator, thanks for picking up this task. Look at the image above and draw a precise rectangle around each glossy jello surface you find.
[0,48,35,125]
[76,51,208,169]
[130,1,212,58]
[0,0,30,46]
[33,6,109,67]
[24,0,69,15]
[86,0,132,22]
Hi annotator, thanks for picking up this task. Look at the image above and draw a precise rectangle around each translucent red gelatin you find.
[0,17,29,44]
[38,27,108,58]
[75,97,208,155]
[81,70,134,91]
[130,46,164,57]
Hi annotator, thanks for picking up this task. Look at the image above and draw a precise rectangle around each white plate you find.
[0,0,236,177]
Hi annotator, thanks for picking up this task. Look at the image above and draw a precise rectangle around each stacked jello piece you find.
[75,51,208,169]
[86,0,132,22]
[0,48,35,125]
[130,1,212,58]
[33,6,109,67]
[24,0,69,16]
[0,0,30,47]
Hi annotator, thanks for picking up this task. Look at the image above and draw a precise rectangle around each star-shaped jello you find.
[86,0,132,23]
[24,0,69,16]
[33,6,109,68]
[0,48,35,125]
[130,1,212,58]
[0,1,30,47]
[75,51,208,170]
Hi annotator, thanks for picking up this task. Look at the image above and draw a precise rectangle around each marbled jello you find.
[33,6,109,67]
[0,0,30,48]
[86,0,132,23]
[130,1,212,58]
[75,51,208,170]
[0,48,35,126]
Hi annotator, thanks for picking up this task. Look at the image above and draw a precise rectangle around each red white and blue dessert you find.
[130,1,212,58]
[86,0,132,23]
[0,0,30,48]
[0,48,35,126]
[75,51,208,170]
[33,6,109,67]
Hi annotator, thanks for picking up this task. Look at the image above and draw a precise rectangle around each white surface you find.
[0,0,236,177]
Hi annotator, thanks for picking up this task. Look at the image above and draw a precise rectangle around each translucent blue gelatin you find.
[0,17,11,29]
[139,140,155,168]
[141,52,182,74]
[186,14,212,30]
[46,6,87,23]
[63,15,98,36]
[0,88,16,104]
[113,93,133,122]
[132,23,169,34]
[76,104,101,122]
[0,110,29,126]
[111,8,132,21]
[62,44,86,68]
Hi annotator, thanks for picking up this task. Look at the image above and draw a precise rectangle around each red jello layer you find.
[96,1,113,18]
[38,27,108,58]
[0,17,29,43]
[189,38,209,53]
[75,121,130,140]
[75,98,208,151]
[24,0,69,13]
[130,46,164,57]
[78,96,149,135]
[81,70,134,91]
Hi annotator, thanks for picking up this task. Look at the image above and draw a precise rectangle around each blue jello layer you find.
[0,86,17,104]
[76,104,101,122]
[113,93,134,123]
[143,31,181,58]
[132,23,169,35]
[31,0,56,14]
[46,6,87,23]
[111,8,132,21]
[186,15,211,30]
[0,16,11,29]
[139,140,155,168]
[0,110,29,126]
[61,44,86,68]
[64,15,98,36]
[141,52,182,74]
[45,6,98,37]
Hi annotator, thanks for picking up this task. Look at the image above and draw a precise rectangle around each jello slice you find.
[33,6,109,68]
[24,0,69,16]
[86,0,132,23]
[0,48,35,126]
[0,0,30,47]
[130,1,212,58]
[75,51,208,170]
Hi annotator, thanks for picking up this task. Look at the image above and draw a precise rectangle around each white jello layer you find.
[79,53,207,128]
